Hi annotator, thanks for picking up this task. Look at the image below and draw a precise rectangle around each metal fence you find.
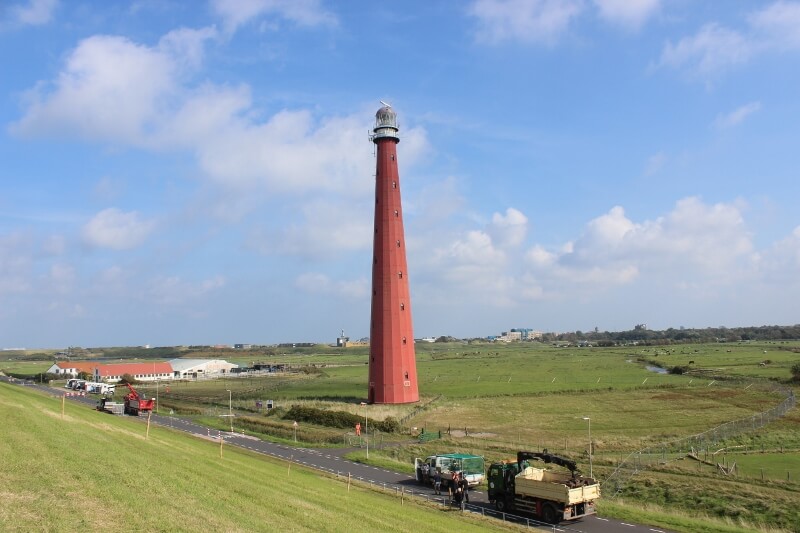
[601,383,796,496]
[331,470,585,532]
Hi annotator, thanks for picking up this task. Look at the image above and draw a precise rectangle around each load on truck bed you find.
[96,397,125,415]
[415,453,485,489]
[488,451,600,523]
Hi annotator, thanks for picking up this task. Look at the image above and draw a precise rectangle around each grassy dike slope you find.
[0,384,513,533]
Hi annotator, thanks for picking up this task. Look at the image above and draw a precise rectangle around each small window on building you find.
[405,371,409,379]
[402,337,407,345]
[392,181,397,189]
[400,302,405,310]
[396,240,401,247]
[394,210,399,217]
[398,271,403,279]
[391,154,395,161]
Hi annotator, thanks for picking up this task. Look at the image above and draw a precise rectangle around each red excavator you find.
[123,382,155,416]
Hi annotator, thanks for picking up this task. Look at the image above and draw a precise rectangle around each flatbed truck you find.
[487,451,600,523]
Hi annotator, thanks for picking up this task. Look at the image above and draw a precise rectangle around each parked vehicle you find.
[414,453,485,489]
[96,397,125,415]
[123,383,155,416]
[487,451,600,523]
[86,382,115,395]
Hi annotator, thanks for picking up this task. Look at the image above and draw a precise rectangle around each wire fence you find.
[329,469,584,532]
[601,383,796,496]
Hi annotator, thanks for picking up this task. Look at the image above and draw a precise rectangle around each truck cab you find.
[415,453,485,488]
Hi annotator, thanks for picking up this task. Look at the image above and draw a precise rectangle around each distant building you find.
[95,362,173,383]
[277,343,316,348]
[47,359,238,382]
[336,330,349,347]
[490,328,543,342]
[234,344,252,349]
[45,362,96,376]
[168,359,238,379]
[634,324,648,331]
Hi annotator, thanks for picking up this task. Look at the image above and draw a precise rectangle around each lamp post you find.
[360,402,368,458]
[155,379,159,414]
[226,389,233,432]
[582,416,593,479]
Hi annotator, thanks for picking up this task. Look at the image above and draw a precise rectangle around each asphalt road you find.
[4,377,672,533]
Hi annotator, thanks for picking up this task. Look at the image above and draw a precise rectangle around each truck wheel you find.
[495,498,508,512]
[542,503,558,524]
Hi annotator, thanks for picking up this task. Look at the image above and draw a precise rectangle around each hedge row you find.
[284,405,400,433]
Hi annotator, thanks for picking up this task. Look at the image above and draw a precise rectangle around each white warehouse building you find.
[168,359,238,379]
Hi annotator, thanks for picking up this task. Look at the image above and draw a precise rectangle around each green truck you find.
[487,451,600,523]
[414,453,485,489]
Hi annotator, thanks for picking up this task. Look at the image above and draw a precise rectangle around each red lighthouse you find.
[368,104,419,404]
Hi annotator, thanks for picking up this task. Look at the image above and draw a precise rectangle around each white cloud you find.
[12,35,177,143]
[758,226,800,284]
[657,23,754,79]
[11,28,217,144]
[82,208,156,250]
[657,2,800,81]
[211,0,337,33]
[41,234,66,256]
[294,272,369,299]
[147,275,226,306]
[421,228,514,307]
[158,26,218,69]
[47,263,75,294]
[713,101,762,129]
[12,32,429,201]
[521,197,756,299]
[488,207,528,248]
[749,1,800,50]
[246,200,373,258]
[8,0,57,26]
[593,0,660,30]
[468,0,584,45]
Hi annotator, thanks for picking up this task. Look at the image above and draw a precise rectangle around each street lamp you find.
[582,416,593,479]
[155,379,159,414]
[360,402,368,458]
[226,389,233,432]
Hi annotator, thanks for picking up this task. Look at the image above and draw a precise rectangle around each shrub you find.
[284,405,400,433]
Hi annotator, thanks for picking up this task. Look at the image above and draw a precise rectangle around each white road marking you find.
[620,523,636,527]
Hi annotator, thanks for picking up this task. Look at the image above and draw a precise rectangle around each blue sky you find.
[1,0,799,348]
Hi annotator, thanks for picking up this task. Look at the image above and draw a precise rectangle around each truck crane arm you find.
[123,382,140,400]
[517,450,579,476]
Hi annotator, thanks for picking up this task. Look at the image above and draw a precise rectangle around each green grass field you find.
[0,382,518,533]
[4,340,799,532]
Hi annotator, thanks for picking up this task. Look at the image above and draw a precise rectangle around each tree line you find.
[537,324,800,345]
